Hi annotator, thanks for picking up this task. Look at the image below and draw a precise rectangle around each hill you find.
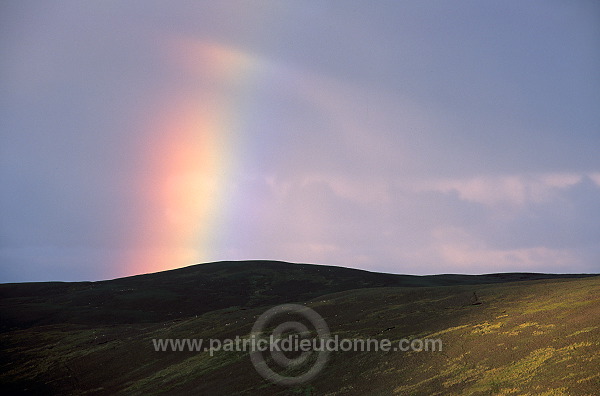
[0,260,592,329]
[0,261,598,395]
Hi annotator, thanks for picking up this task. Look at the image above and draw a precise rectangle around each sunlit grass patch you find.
[471,321,503,335]
[523,298,599,314]
[426,324,470,338]
[124,349,245,394]
[566,326,597,338]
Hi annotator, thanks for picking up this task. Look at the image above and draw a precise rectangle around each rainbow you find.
[115,39,262,276]
[120,37,358,276]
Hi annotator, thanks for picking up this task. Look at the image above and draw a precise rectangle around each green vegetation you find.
[0,261,598,395]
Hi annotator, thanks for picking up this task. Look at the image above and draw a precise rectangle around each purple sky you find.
[1,1,599,282]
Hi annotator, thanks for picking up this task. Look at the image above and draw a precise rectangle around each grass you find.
[0,261,598,395]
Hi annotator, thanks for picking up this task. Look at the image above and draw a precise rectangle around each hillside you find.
[0,261,598,395]
[0,260,592,329]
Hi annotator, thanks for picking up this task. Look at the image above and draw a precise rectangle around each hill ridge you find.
[0,260,596,329]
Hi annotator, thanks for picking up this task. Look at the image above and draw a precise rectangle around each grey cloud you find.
[1,1,598,281]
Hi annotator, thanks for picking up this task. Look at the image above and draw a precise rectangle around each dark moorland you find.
[1,261,599,395]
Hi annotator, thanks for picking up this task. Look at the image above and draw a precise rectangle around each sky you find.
[1,1,599,282]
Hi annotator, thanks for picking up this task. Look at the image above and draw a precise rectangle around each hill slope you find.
[0,261,598,395]
[0,260,593,329]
